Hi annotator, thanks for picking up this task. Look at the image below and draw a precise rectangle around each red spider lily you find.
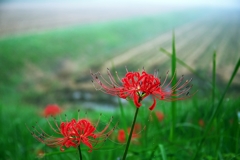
[117,123,142,143]
[27,112,117,152]
[155,111,165,121]
[43,104,62,117]
[198,119,205,127]
[118,130,127,143]
[118,129,139,143]
[91,68,193,110]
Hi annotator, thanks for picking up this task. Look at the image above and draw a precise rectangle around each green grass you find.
[0,63,239,160]
[0,8,240,160]
[162,39,240,160]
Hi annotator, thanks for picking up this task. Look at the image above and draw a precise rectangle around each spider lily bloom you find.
[155,111,165,122]
[117,123,142,143]
[118,129,139,143]
[27,113,117,152]
[91,68,193,110]
[43,104,62,117]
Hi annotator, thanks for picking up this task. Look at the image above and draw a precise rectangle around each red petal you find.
[149,98,156,110]
[117,130,125,143]
[133,92,141,107]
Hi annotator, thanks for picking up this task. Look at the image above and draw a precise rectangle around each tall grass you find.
[193,57,240,160]
[161,39,240,160]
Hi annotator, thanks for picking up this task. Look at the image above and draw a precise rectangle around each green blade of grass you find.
[160,48,211,85]
[169,31,177,142]
[212,51,216,104]
[192,57,240,160]
[236,120,240,155]
[159,144,167,160]
[212,51,221,159]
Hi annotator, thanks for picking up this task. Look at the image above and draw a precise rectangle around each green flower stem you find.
[122,107,139,160]
[78,144,83,160]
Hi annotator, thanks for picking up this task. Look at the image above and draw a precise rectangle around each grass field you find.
[0,8,239,160]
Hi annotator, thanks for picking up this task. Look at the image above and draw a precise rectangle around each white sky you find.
[1,0,240,9]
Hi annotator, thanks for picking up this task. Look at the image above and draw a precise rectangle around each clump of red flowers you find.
[28,111,118,152]
[117,123,142,143]
[91,68,193,110]
[43,104,62,117]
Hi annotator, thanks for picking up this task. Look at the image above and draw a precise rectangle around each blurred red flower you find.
[28,115,117,152]
[198,119,205,127]
[117,123,141,143]
[155,111,164,121]
[91,68,193,110]
[43,104,62,117]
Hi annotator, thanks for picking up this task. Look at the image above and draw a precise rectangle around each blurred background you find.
[0,0,239,159]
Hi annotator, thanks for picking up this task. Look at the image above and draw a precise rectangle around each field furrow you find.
[100,16,217,73]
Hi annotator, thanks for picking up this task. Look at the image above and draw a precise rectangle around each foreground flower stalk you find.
[78,144,82,160]
[27,111,118,159]
[122,107,139,160]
